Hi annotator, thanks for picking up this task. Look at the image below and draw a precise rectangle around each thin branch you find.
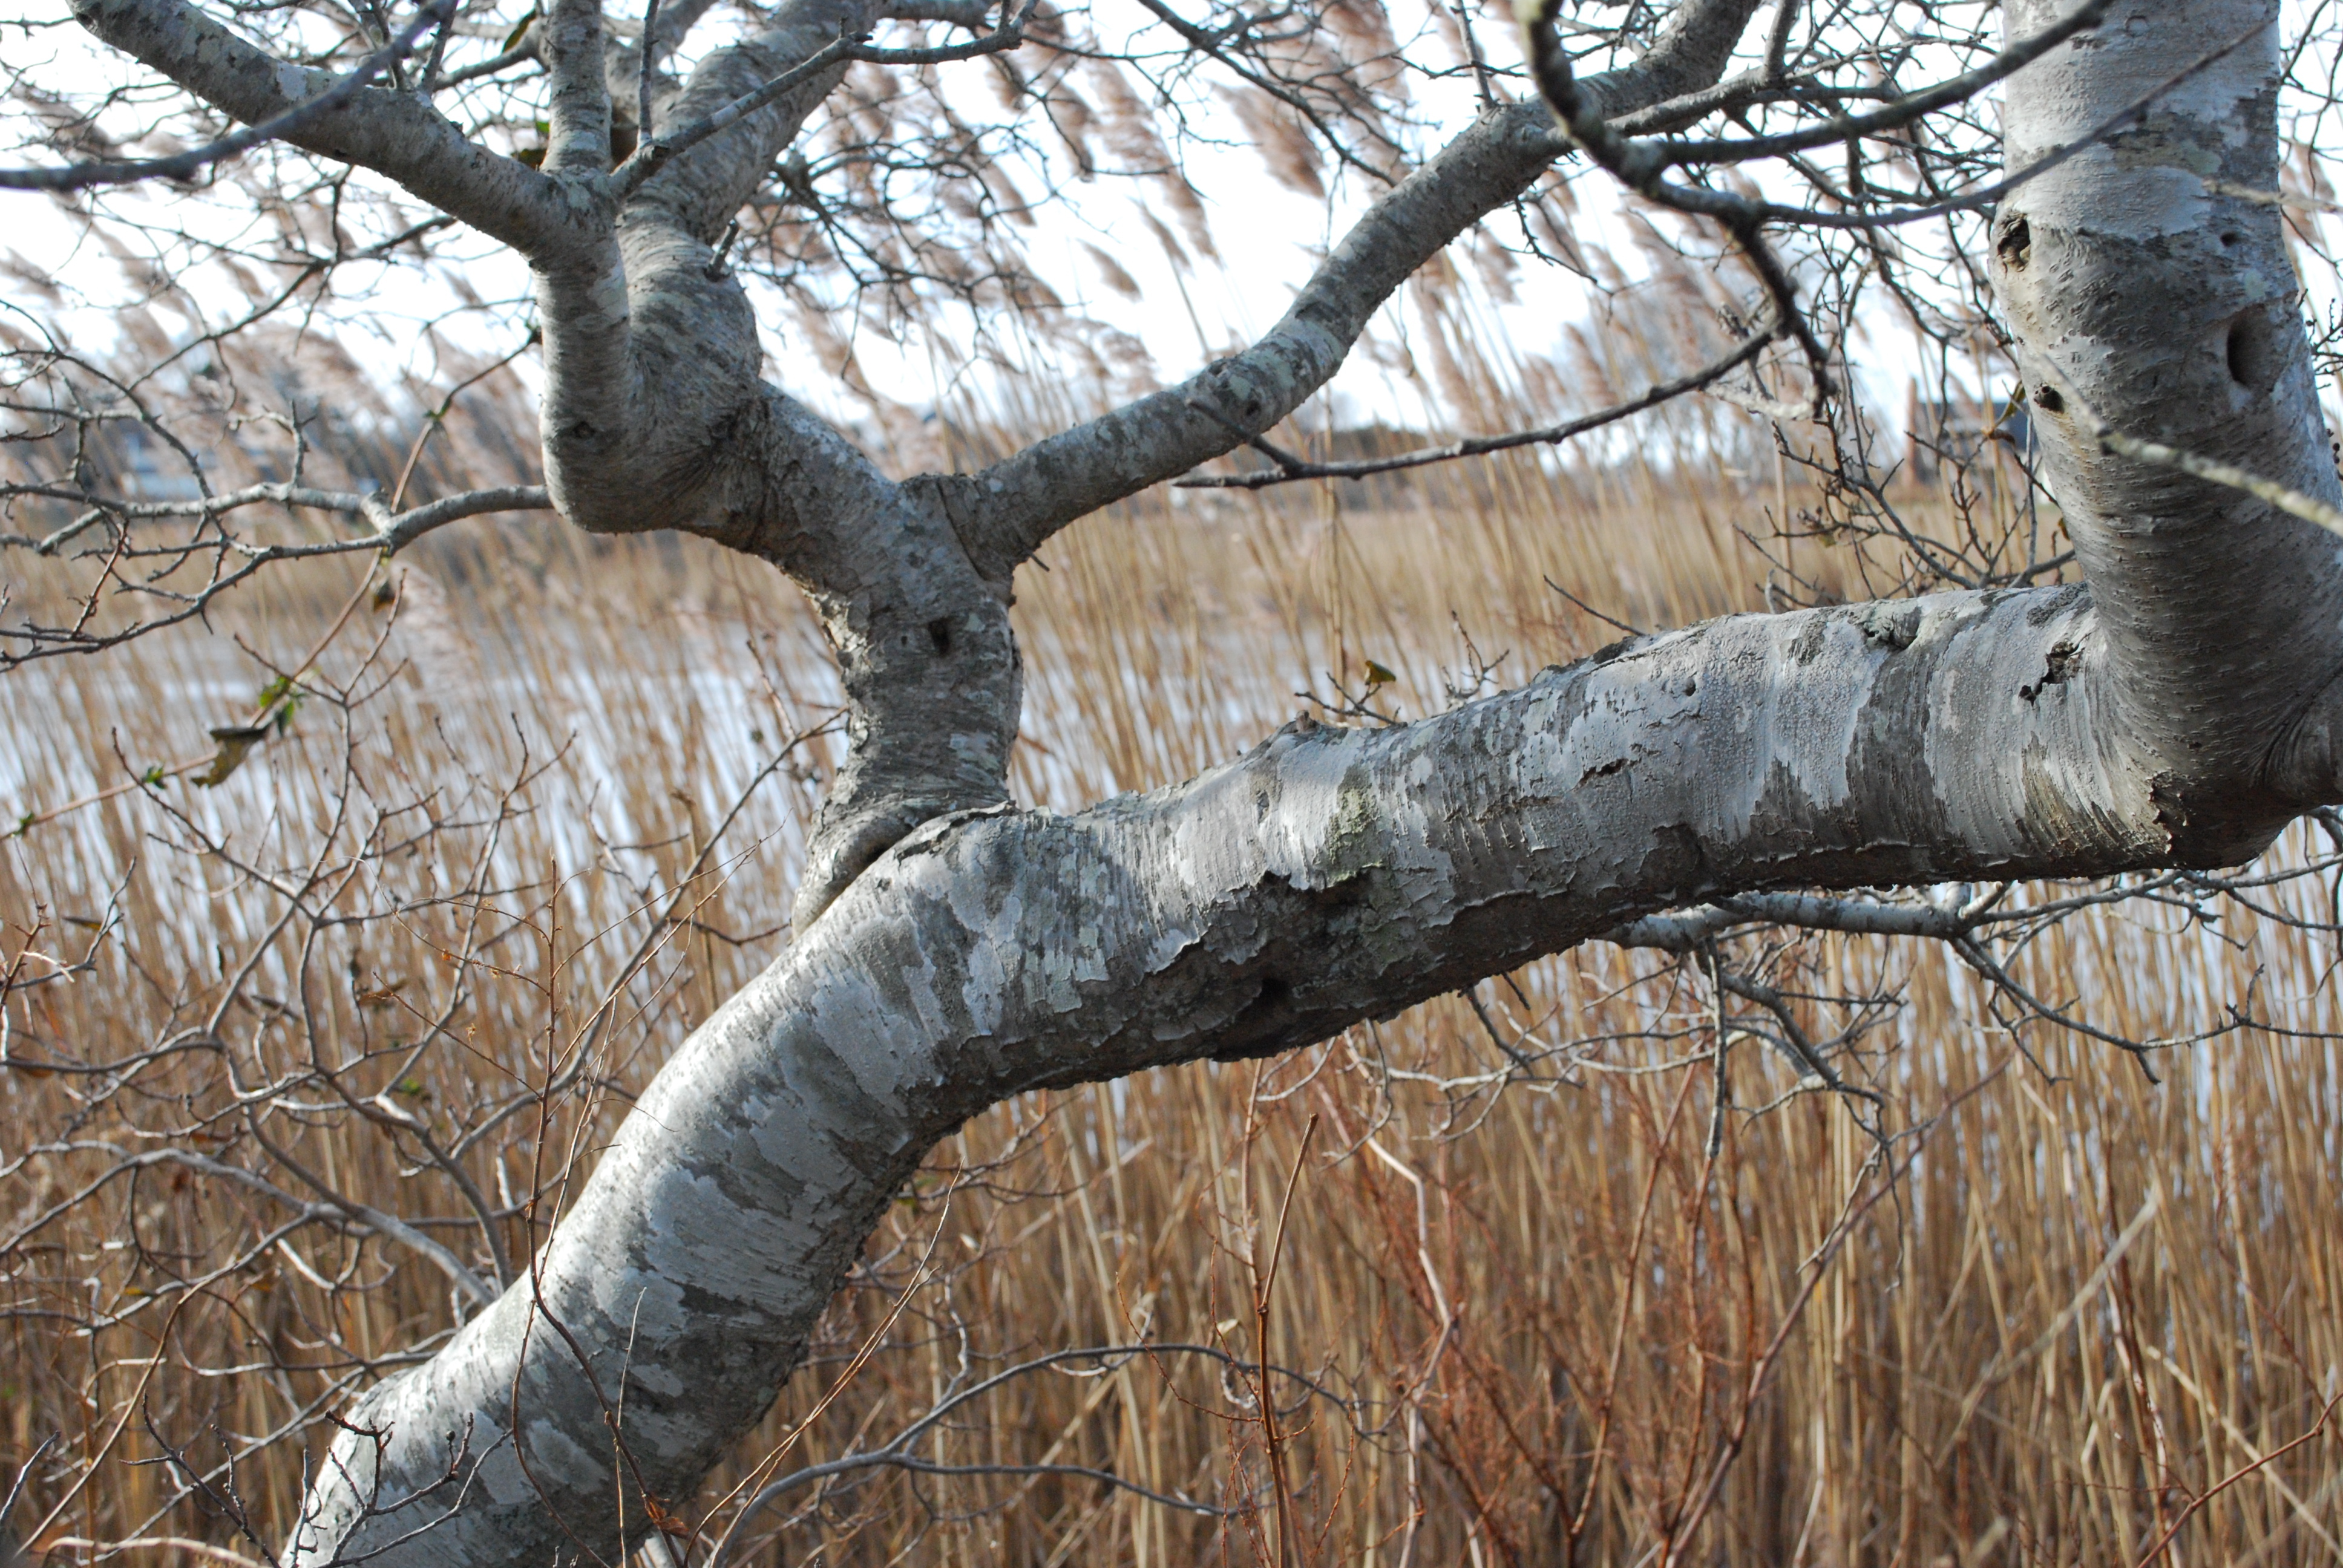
[2,482,553,557]
[1176,322,1784,488]
[424,39,542,90]
[611,0,1040,200]
[1660,0,2119,168]
[1,0,457,191]
[1725,24,2275,232]
[1516,0,1833,399]
[706,1342,1344,1563]
[638,0,663,138]
[1514,0,2268,240]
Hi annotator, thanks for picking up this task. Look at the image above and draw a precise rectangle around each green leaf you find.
[249,675,304,736]
[502,6,540,54]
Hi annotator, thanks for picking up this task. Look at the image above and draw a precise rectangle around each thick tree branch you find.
[6,0,456,191]
[252,0,2343,1558]
[69,0,574,251]
[2028,360,2343,540]
[944,0,1771,577]
[507,0,1027,938]
[290,575,2318,1564]
[534,0,885,546]
[1993,0,2343,820]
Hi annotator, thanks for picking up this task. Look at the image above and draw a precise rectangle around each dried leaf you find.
[194,725,269,788]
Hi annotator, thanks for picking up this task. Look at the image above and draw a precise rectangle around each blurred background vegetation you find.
[2,281,2339,1567]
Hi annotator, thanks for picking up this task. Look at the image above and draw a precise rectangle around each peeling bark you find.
[289,566,2334,1560]
[73,0,2321,1553]
[1995,0,2343,825]
[284,586,2189,1562]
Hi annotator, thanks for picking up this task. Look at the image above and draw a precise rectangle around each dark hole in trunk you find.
[1996,214,2031,270]
[2227,308,2277,393]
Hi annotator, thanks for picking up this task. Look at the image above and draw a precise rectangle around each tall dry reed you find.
[2,353,2338,1568]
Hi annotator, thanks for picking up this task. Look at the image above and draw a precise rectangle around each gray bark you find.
[942,0,1768,576]
[71,0,1768,934]
[289,582,2253,1562]
[68,0,2343,1556]
[72,0,577,249]
[1994,0,2343,831]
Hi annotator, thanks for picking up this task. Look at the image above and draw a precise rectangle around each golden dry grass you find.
[2,393,2339,1568]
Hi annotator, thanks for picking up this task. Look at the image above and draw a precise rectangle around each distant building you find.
[105,420,205,500]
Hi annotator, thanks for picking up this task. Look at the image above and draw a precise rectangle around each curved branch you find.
[5,0,456,191]
[290,573,2320,1564]
[1175,319,1783,488]
[379,485,555,550]
[946,0,1771,577]
[267,1,2343,1560]
[68,0,574,252]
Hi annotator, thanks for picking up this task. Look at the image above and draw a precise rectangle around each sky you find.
[4,0,2340,472]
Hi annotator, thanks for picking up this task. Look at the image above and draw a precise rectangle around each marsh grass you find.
[2,364,2339,1567]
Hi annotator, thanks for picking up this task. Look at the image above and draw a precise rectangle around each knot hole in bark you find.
[2226,307,2278,394]
[1996,214,2030,271]
[2020,639,2081,702]
[1210,973,1293,1060]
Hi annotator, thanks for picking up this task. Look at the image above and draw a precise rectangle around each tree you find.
[4,0,2340,1553]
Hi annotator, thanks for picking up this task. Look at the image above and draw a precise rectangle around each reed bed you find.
[2,375,2339,1568]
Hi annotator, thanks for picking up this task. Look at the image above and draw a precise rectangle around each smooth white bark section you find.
[2002,0,2275,240]
[261,0,2343,1559]
[290,583,2244,1565]
[1997,0,2343,820]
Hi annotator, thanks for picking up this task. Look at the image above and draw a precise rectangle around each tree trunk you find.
[1993,0,2343,826]
[282,0,2343,1558]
